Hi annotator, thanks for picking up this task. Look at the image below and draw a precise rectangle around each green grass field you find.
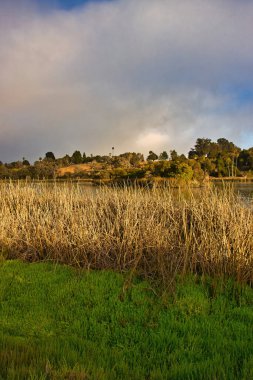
[1,260,253,379]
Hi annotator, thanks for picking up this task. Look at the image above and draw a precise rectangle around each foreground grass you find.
[1,261,253,379]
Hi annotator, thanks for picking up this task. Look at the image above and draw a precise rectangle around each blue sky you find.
[54,0,112,10]
[58,0,95,8]
[0,0,253,162]
[37,0,113,11]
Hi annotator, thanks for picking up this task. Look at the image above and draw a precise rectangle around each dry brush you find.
[0,181,252,285]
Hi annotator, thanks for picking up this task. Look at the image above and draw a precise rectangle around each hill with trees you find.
[0,138,252,183]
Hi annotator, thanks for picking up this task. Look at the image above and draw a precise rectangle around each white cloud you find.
[0,0,253,161]
[136,131,170,151]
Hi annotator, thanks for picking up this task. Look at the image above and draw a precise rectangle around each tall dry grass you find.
[0,181,252,285]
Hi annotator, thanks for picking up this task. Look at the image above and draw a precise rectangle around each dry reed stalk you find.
[0,181,252,285]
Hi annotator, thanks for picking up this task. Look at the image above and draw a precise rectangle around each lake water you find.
[213,182,253,201]
[73,181,253,207]
[2,180,253,202]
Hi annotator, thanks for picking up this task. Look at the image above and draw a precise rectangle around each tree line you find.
[0,137,252,180]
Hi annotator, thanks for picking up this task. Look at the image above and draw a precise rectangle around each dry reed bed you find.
[0,182,252,284]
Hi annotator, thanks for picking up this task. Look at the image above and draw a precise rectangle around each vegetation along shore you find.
[1,137,252,184]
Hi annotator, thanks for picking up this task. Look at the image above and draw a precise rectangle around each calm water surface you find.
[52,181,253,200]
[2,180,253,201]
[213,182,253,201]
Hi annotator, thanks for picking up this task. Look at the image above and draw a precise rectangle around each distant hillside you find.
[57,163,104,177]
[1,138,252,181]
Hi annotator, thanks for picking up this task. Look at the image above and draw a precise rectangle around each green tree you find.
[33,160,56,179]
[45,152,56,161]
[199,157,215,175]
[170,150,178,161]
[147,151,158,161]
[188,149,198,159]
[208,142,221,158]
[22,159,30,166]
[71,150,83,164]
[130,153,144,166]
[119,152,144,166]
[194,138,212,156]
[238,149,253,171]
[152,161,171,177]
[159,151,169,160]
[188,160,205,181]
[217,138,233,152]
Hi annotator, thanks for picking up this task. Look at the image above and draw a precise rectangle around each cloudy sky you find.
[1,0,253,162]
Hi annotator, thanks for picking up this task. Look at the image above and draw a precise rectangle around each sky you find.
[0,0,253,162]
